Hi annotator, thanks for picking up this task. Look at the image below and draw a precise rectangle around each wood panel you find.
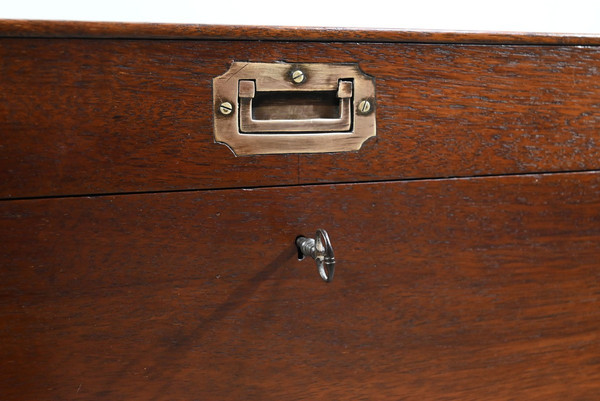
[2,39,599,198]
[1,20,600,45]
[1,172,599,400]
[0,39,300,198]
[298,42,600,184]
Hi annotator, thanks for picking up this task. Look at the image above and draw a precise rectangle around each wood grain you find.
[298,42,600,184]
[0,39,300,198]
[1,172,599,400]
[1,39,600,198]
[1,20,600,45]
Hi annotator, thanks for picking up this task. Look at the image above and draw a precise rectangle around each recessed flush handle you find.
[213,62,376,156]
[296,229,335,283]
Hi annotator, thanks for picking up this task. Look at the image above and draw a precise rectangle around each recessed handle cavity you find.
[238,80,353,133]
[296,229,335,283]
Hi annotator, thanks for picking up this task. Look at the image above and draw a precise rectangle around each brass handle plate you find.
[213,62,376,156]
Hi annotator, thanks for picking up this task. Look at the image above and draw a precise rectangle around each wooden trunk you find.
[1,21,599,400]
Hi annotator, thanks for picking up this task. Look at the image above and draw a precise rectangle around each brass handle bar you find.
[238,80,352,133]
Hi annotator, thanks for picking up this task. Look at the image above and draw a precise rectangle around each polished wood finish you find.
[2,21,599,400]
[1,172,599,400]
[1,20,600,45]
[0,39,299,198]
[299,42,600,184]
[1,38,599,198]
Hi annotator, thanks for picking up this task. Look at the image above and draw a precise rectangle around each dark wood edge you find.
[1,20,600,45]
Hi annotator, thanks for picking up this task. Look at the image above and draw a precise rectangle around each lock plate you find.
[213,62,376,156]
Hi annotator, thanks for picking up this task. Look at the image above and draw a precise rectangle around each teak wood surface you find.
[1,26,600,198]
[1,21,600,400]
[2,20,600,45]
[2,173,600,400]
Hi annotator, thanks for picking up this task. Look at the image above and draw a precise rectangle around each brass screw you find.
[219,101,233,115]
[291,70,305,84]
[358,99,372,114]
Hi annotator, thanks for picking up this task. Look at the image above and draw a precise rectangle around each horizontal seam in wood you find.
[2,168,600,203]
[1,36,599,47]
